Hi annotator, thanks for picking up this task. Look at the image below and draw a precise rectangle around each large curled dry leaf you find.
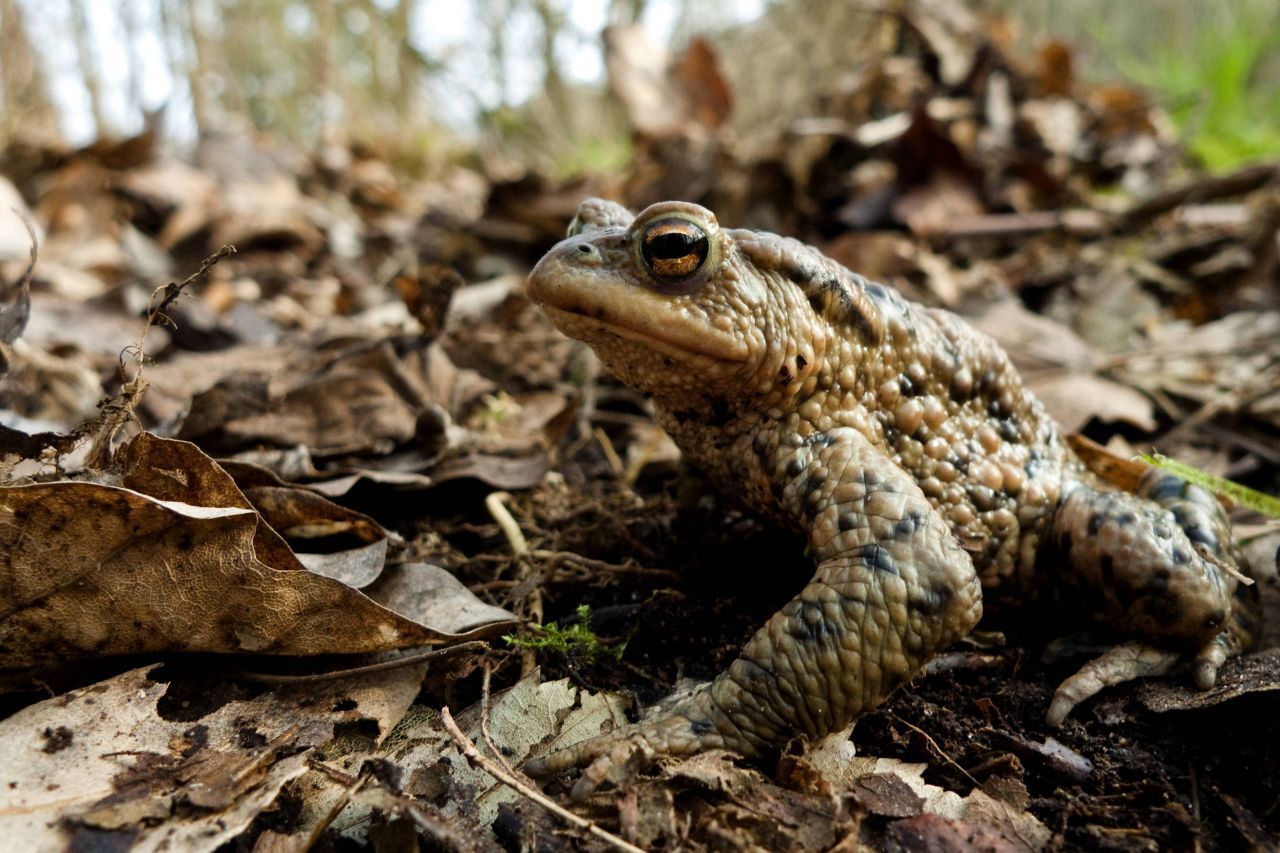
[0,433,513,669]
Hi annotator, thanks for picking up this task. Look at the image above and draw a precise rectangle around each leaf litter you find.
[0,0,1278,849]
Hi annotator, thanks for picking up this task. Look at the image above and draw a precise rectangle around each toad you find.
[523,199,1257,799]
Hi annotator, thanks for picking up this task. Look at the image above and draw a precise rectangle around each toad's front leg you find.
[524,428,983,799]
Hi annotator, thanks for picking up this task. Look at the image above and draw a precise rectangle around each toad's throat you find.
[539,303,749,364]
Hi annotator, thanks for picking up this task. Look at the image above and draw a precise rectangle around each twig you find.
[1120,163,1278,230]
[486,492,542,676]
[479,662,520,778]
[485,491,528,557]
[439,705,644,853]
[886,711,981,789]
[231,641,487,684]
[310,758,477,853]
[87,244,236,467]
[594,426,625,478]
[302,758,369,851]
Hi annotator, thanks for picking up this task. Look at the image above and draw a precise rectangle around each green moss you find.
[505,604,626,664]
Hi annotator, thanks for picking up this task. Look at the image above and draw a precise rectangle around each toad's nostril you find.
[577,243,593,254]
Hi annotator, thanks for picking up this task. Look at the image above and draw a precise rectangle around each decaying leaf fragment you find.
[0,662,426,852]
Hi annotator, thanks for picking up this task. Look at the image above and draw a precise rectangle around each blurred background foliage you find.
[0,0,1276,175]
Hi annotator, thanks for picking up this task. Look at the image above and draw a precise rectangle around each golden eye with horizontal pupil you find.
[641,218,709,279]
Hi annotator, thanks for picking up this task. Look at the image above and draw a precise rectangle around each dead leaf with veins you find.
[0,662,425,852]
[0,432,513,669]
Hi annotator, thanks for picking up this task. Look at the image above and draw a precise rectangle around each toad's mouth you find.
[538,303,749,365]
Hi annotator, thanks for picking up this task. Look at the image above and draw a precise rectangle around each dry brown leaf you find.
[0,662,425,851]
[0,433,510,669]
[364,562,515,635]
[272,673,625,847]
[1136,648,1280,713]
[1031,373,1157,433]
[0,481,436,666]
[243,485,396,588]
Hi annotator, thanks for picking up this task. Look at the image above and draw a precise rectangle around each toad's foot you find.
[1045,468,1259,725]
[523,685,737,801]
[1046,641,1179,727]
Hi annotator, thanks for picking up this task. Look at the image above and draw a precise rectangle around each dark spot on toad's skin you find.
[779,364,792,386]
[1185,524,1217,550]
[786,457,805,478]
[796,354,808,369]
[852,543,897,574]
[1088,513,1105,535]
[1233,608,1258,635]
[1148,475,1187,502]
[1099,554,1114,585]
[663,357,673,366]
[839,512,858,532]
[788,601,833,641]
[673,409,694,425]
[899,375,917,396]
[807,291,826,315]
[787,262,815,284]
[1058,531,1073,561]
[1172,547,1192,565]
[804,473,826,494]
[690,719,714,735]
[998,420,1020,442]
[1205,610,1225,630]
[1117,511,1138,527]
[709,399,734,426]
[894,513,927,537]
[911,584,953,615]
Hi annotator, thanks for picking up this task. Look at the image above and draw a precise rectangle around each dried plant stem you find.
[439,705,644,853]
[486,491,542,675]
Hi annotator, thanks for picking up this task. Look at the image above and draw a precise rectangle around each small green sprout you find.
[504,604,625,664]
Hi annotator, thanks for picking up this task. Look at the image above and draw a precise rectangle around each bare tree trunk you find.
[608,0,646,25]
[480,0,512,108]
[68,0,111,137]
[117,0,145,122]
[314,0,339,144]
[534,0,566,115]
[182,0,213,135]
[390,0,415,128]
[0,0,62,143]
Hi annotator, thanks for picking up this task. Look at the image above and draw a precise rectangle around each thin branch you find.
[231,640,487,685]
[439,705,644,853]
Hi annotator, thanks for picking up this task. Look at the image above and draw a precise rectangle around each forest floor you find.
[0,4,1278,851]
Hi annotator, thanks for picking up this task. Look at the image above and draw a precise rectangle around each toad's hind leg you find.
[1045,468,1259,726]
[524,428,983,800]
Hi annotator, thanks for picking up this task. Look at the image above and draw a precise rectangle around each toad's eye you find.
[641,218,709,280]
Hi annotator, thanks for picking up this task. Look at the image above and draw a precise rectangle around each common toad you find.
[523,198,1258,799]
